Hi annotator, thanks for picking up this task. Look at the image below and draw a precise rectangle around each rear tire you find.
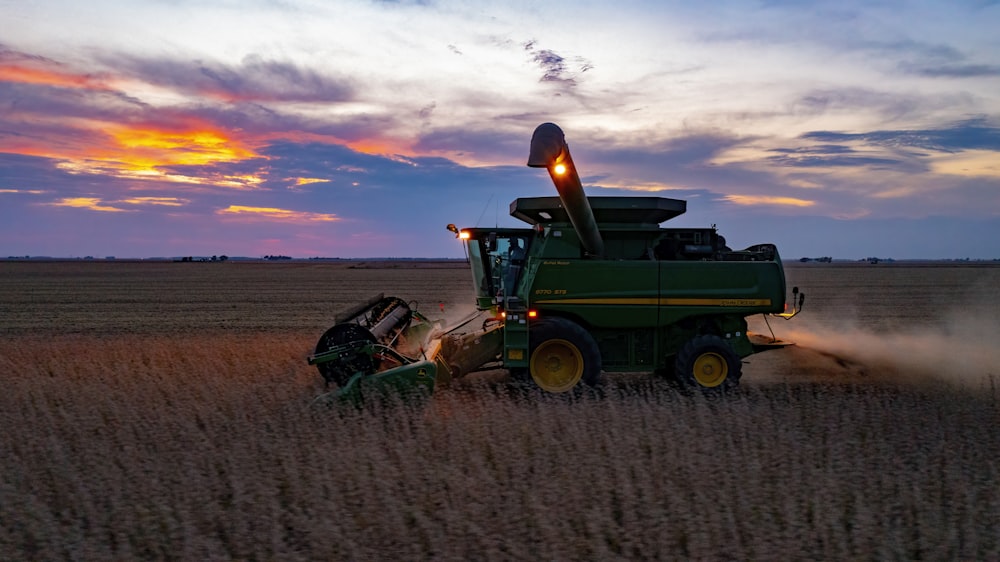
[528,317,602,393]
[675,334,741,392]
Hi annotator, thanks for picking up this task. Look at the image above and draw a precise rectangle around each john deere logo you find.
[416,368,427,378]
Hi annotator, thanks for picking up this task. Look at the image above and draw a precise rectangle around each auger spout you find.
[527,122,604,257]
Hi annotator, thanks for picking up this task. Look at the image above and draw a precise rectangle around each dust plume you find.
[438,302,482,331]
[763,310,1000,389]
[424,301,483,343]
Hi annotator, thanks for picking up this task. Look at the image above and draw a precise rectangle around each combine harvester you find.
[308,123,804,405]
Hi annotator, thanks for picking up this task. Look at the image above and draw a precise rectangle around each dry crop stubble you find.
[0,261,474,336]
[1,261,999,559]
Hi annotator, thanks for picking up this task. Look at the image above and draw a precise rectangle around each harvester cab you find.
[309,122,804,405]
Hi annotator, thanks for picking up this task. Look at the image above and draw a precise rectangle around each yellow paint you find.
[530,339,583,393]
[534,289,568,295]
[692,352,728,387]
[533,297,772,307]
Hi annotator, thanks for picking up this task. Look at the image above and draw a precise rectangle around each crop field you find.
[1,261,998,559]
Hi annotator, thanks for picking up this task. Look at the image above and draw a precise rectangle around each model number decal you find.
[719,299,770,307]
[534,289,568,295]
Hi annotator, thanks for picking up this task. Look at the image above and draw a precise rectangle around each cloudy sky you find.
[2,0,999,259]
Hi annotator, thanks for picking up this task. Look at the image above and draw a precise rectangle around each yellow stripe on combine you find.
[533,297,772,307]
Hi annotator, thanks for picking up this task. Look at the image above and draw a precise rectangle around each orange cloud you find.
[292,177,329,186]
[216,205,338,222]
[106,126,259,169]
[119,197,188,206]
[0,63,109,90]
[1,55,398,192]
[1,57,265,187]
[597,181,677,192]
[260,131,415,162]
[49,197,128,212]
[38,123,269,188]
[344,138,416,159]
[344,139,393,155]
[723,194,815,207]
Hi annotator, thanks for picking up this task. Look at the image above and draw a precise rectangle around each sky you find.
[1,0,999,260]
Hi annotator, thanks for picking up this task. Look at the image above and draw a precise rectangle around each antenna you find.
[475,193,494,227]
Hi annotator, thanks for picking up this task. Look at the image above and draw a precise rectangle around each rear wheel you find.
[528,318,602,393]
[675,334,741,392]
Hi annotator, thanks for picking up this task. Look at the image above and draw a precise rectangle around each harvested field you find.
[1,261,998,559]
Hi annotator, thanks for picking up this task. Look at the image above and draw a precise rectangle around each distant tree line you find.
[176,256,229,262]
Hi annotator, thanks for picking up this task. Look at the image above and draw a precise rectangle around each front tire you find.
[675,334,741,392]
[528,317,602,393]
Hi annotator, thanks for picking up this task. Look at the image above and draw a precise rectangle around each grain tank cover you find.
[510,196,687,227]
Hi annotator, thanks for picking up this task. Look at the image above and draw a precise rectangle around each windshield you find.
[465,232,532,308]
[467,238,488,302]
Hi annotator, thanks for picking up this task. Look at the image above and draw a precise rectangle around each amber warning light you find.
[448,223,471,239]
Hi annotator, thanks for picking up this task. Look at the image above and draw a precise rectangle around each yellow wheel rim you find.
[692,352,728,388]
[530,339,584,393]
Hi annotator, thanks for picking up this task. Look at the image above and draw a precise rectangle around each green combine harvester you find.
[308,123,804,404]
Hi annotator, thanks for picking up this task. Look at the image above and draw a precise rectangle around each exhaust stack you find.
[527,122,604,257]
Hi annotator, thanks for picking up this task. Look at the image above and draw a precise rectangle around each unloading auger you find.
[309,123,804,406]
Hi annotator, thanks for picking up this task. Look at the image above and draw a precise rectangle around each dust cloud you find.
[424,301,483,344]
[761,310,1000,389]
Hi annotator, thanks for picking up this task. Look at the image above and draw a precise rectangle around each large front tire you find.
[528,317,602,393]
[675,334,741,392]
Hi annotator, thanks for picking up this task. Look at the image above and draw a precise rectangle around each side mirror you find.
[487,232,498,252]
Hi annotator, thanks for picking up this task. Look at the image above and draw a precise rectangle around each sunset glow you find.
[216,206,338,223]
[32,125,267,188]
[292,177,329,187]
[0,63,108,90]
[1,0,997,259]
[50,198,127,212]
[107,127,259,168]
[119,197,188,206]
[929,150,1000,178]
[724,195,816,208]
